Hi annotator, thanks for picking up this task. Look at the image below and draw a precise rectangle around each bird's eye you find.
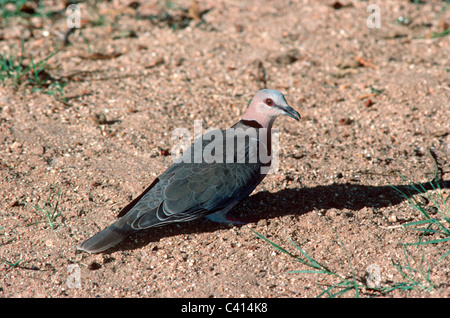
[264,98,274,106]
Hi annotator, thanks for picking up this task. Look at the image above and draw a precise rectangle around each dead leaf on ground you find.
[256,60,267,88]
[336,56,362,69]
[139,1,212,30]
[63,89,93,101]
[354,56,378,69]
[329,1,353,9]
[188,0,201,22]
[145,57,165,69]
[112,30,138,40]
[358,92,379,100]
[78,52,122,60]
[275,48,301,66]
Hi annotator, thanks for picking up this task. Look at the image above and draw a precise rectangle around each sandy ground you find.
[0,0,449,298]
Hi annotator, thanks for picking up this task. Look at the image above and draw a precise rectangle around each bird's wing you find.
[76,131,264,253]
[126,128,266,229]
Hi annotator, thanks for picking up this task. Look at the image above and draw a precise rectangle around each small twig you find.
[62,28,76,47]
[356,169,399,177]
[429,148,444,183]
[256,60,267,89]
[380,224,404,229]
[357,92,378,100]
[354,56,378,69]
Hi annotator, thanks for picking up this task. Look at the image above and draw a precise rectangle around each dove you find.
[77,89,300,253]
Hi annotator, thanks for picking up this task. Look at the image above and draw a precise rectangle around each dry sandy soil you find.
[1,0,449,298]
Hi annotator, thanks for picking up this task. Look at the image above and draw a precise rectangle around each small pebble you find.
[388,214,397,223]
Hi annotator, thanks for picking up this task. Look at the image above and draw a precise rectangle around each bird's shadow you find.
[104,179,449,254]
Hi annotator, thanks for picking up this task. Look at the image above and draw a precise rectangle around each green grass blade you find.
[288,238,335,274]
[25,188,62,229]
[251,229,295,258]
[439,250,450,261]
[403,237,450,246]
[288,270,330,274]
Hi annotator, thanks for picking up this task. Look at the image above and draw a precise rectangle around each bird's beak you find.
[279,104,301,121]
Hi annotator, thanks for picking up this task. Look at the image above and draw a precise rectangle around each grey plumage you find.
[77,89,300,253]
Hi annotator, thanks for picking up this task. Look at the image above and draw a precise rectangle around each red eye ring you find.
[264,98,274,106]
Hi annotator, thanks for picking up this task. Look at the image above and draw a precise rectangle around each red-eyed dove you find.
[77,89,300,253]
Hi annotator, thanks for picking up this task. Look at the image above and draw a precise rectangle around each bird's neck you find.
[235,119,273,158]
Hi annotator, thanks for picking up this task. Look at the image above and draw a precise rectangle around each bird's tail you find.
[77,219,138,253]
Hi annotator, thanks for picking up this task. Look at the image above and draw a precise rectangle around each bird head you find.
[242,89,300,128]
